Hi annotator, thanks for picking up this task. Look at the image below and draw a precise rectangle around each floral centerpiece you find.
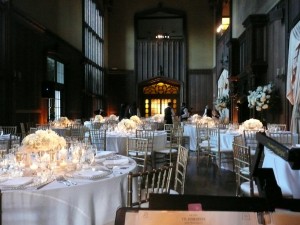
[247,83,274,111]
[52,116,71,127]
[130,115,142,125]
[94,115,105,123]
[107,114,118,121]
[21,129,66,153]
[198,116,216,128]
[242,118,263,130]
[116,119,137,132]
[151,114,164,123]
[215,95,230,111]
[190,114,202,123]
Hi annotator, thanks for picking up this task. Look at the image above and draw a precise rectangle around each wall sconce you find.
[276,67,286,81]
[216,17,230,33]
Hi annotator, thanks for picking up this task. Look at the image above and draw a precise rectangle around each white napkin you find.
[102,157,129,166]
[95,151,115,159]
[73,170,106,180]
[1,177,33,187]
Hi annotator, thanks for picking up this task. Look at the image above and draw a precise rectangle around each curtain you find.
[217,69,229,97]
[286,20,300,133]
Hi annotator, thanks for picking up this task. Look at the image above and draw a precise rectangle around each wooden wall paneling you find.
[188,70,213,115]
[106,70,136,116]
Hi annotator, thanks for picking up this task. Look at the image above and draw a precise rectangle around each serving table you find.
[1,152,136,225]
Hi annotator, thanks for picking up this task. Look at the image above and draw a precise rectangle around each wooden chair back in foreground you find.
[89,129,107,151]
[126,137,149,172]
[127,163,173,208]
[171,145,189,194]
[232,142,255,197]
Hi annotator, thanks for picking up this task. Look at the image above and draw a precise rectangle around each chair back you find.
[136,129,154,152]
[126,137,149,172]
[196,123,209,144]
[267,131,294,147]
[0,126,17,135]
[36,124,50,130]
[89,129,107,151]
[208,127,220,150]
[173,145,189,194]
[243,129,259,153]
[70,124,86,141]
[232,143,253,196]
[127,164,173,207]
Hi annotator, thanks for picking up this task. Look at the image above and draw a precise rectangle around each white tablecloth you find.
[2,157,136,225]
[263,148,300,199]
[106,130,167,155]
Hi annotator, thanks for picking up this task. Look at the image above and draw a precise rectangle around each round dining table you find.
[1,153,136,225]
[106,130,167,155]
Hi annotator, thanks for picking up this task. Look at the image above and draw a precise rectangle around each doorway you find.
[139,77,180,117]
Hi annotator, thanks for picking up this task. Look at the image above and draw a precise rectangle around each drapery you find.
[218,69,229,97]
[286,20,300,133]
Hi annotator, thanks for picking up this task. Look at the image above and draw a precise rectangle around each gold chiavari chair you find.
[0,126,17,135]
[89,129,107,151]
[195,123,209,164]
[170,145,189,195]
[126,163,173,208]
[267,131,294,147]
[136,129,155,168]
[232,142,257,197]
[207,127,233,171]
[243,129,260,155]
[126,137,150,172]
[154,127,183,167]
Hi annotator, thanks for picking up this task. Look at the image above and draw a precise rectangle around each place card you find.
[129,211,261,225]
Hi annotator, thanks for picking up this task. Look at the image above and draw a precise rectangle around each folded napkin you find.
[1,177,33,188]
[95,151,115,159]
[73,170,108,180]
[102,156,129,166]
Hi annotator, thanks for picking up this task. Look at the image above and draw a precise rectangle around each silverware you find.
[36,180,53,190]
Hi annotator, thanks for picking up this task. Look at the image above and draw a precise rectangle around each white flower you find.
[151,114,164,123]
[94,115,104,123]
[22,129,66,152]
[130,115,142,124]
[215,95,230,111]
[242,118,263,130]
[247,82,274,112]
[190,114,202,123]
[198,116,216,128]
[108,114,118,121]
[117,119,137,132]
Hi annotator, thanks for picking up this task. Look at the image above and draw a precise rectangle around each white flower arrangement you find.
[242,118,263,130]
[151,114,164,123]
[190,114,202,123]
[94,115,105,123]
[198,116,216,128]
[247,83,274,111]
[116,119,137,132]
[52,116,71,127]
[107,114,118,121]
[130,115,142,124]
[21,129,66,153]
[215,95,230,111]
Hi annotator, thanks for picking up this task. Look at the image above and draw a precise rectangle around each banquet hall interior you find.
[1,0,300,225]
